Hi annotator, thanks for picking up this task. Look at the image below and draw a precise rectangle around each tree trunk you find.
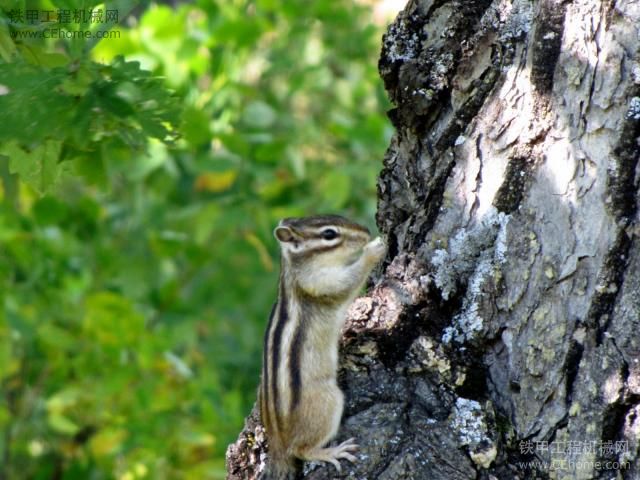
[226,0,640,478]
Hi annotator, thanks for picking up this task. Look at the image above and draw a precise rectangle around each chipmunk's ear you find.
[274,226,296,243]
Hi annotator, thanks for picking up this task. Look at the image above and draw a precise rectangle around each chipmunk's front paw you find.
[364,237,386,262]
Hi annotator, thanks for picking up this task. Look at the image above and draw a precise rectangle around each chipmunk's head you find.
[274,215,371,268]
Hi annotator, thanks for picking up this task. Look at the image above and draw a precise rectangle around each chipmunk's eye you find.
[321,228,339,240]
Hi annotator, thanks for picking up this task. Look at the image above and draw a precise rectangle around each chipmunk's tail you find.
[260,453,300,480]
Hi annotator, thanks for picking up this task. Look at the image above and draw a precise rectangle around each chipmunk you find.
[259,215,386,480]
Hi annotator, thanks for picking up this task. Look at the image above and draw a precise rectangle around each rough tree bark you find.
[226,0,640,478]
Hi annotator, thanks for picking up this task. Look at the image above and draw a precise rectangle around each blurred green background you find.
[0,1,395,478]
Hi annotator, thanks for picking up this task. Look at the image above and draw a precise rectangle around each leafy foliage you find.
[0,57,181,192]
[0,0,391,478]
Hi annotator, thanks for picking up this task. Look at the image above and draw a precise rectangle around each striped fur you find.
[269,275,288,431]
[260,302,277,434]
[259,215,385,480]
[287,311,307,412]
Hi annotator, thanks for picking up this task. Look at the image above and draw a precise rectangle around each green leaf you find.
[72,153,108,188]
[48,413,81,435]
[0,63,73,142]
[46,388,81,413]
[1,139,63,194]
[181,106,212,146]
